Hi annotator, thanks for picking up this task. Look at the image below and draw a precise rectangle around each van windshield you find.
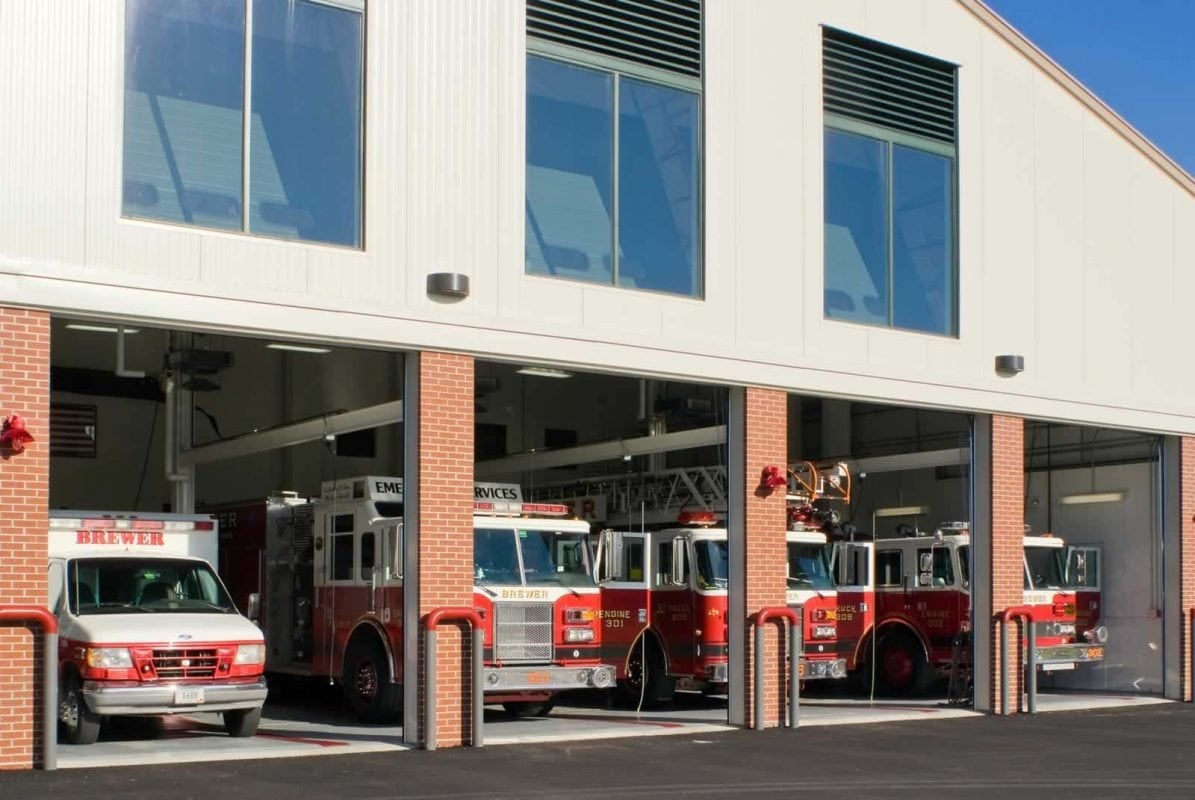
[67,558,237,615]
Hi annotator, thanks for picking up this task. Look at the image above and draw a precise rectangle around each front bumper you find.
[1034,643,1106,665]
[483,664,616,692]
[799,657,848,680]
[83,677,268,716]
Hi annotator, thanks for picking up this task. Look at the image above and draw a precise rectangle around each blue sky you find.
[985,0,1195,175]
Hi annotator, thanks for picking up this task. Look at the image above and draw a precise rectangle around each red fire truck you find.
[244,476,614,721]
[594,516,844,706]
[830,523,1109,695]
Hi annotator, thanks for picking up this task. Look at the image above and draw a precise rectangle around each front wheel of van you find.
[60,674,101,745]
[223,707,262,737]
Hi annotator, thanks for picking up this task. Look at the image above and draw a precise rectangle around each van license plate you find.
[175,687,205,705]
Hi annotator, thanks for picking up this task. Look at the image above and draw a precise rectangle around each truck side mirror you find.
[599,530,623,582]
[670,537,686,586]
[919,552,933,573]
[246,592,261,624]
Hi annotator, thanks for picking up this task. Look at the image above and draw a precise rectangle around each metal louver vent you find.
[823,28,956,144]
[51,403,97,458]
[528,0,702,80]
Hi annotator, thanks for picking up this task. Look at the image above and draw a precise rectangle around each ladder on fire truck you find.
[530,465,729,526]
[529,461,850,527]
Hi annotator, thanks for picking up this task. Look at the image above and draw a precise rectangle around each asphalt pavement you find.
[6,703,1195,799]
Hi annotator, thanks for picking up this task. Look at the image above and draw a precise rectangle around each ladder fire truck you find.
[830,523,1109,695]
[242,476,614,721]
[542,462,851,705]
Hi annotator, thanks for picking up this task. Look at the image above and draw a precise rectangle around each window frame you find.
[526,40,705,299]
[824,112,959,337]
[120,0,367,250]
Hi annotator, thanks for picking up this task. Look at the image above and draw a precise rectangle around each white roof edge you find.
[958,0,1195,199]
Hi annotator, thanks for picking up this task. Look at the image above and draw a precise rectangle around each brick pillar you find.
[988,415,1025,713]
[1180,438,1195,701]
[415,352,474,747]
[0,308,50,769]
[741,387,788,728]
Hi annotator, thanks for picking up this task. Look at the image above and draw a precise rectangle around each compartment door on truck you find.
[1066,545,1102,633]
[831,541,874,670]
[601,532,650,676]
[651,534,695,678]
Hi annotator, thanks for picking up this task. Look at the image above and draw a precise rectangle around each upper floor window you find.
[123,0,364,248]
[822,29,957,336]
[525,1,702,298]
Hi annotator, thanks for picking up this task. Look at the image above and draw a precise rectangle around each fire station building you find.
[1,0,1194,771]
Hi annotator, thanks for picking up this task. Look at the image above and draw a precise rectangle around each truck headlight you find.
[811,625,836,639]
[565,608,596,623]
[86,647,133,669]
[564,627,595,643]
[234,643,266,665]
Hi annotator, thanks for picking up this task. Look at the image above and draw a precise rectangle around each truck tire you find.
[60,674,101,745]
[620,636,675,709]
[502,699,556,718]
[223,707,261,738]
[343,635,403,723]
[877,630,930,697]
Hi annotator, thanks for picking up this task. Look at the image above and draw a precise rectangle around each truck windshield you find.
[1024,546,1066,590]
[67,558,236,615]
[787,543,834,591]
[474,528,594,588]
[694,540,728,590]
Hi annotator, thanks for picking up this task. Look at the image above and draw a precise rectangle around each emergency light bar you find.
[49,517,214,531]
[473,501,570,517]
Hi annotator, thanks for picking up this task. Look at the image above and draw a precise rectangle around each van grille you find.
[152,648,219,679]
[494,602,554,663]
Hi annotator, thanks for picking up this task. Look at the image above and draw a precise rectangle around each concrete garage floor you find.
[55,683,1167,770]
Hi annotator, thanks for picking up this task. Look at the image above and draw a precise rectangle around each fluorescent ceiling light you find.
[267,343,332,354]
[517,366,572,379]
[873,505,929,518]
[1060,491,1125,506]
[66,324,140,334]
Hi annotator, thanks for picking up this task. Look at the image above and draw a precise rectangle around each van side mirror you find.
[246,592,261,624]
[671,537,686,586]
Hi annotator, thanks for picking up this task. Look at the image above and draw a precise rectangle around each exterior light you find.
[995,354,1025,376]
[266,343,332,354]
[426,272,470,299]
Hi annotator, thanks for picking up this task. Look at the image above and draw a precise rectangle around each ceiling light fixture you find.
[1059,491,1125,506]
[266,343,332,354]
[873,505,929,518]
[517,366,572,379]
[66,324,140,334]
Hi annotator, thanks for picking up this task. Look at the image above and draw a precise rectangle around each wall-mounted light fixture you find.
[1060,490,1125,506]
[995,354,1025,376]
[873,505,929,518]
[427,272,470,299]
[517,366,572,379]
[267,343,332,354]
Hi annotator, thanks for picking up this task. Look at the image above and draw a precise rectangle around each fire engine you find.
[48,511,268,745]
[831,523,1109,695]
[246,476,614,721]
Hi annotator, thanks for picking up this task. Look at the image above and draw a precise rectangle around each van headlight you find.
[234,643,266,665]
[86,647,133,669]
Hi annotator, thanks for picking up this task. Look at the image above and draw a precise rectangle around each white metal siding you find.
[1,0,1194,432]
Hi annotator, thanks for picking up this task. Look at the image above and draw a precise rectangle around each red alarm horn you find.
[1,414,34,453]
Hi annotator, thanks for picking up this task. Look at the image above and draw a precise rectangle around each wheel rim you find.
[884,644,914,689]
[60,686,79,730]
[626,648,644,691]
[353,659,378,703]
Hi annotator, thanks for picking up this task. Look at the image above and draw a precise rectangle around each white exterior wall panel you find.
[2,0,1194,432]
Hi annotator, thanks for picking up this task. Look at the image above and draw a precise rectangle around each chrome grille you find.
[152,648,218,679]
[494,602,554,663]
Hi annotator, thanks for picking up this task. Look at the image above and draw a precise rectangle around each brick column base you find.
[0,308,50,769]
[741,387,788,728]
